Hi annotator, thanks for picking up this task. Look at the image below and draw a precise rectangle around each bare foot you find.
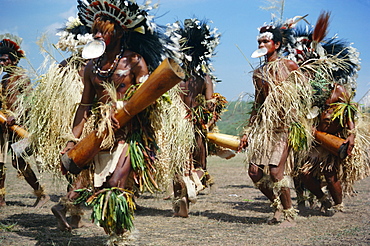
[163,192,174,200]
[0,197,6,207]
[51,204,72,232]
[34,195,50,208]
[280,218,296,227]
[267,209,282,225]
[174,197,189,218]
[70,215,83,228]
[320,198,334,216]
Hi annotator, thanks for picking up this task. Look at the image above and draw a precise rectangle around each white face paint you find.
[256,32,274,41]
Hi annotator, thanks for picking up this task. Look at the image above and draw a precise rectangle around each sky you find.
[1,0,370,102]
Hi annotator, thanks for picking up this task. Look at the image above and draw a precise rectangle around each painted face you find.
[0,54,13,67]
[93,30,113,46]
[257,36,280,56]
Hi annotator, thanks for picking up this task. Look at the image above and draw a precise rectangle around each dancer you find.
[52,0,179,237]
[240,25,312,227]
[0,34,49,208]
[282,12,368,215]
[166,18,225,217]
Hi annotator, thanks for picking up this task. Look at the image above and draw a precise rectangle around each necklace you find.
[93,48,124,78]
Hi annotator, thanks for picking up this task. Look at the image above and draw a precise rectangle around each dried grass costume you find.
[0,34,48,202]
[12,17,93,194]
[245,57,313,217]
[64,0,189,236]
[166,19,225,197]
[278,12,369,208]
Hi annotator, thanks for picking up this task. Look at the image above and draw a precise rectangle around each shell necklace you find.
[93,47,124,78]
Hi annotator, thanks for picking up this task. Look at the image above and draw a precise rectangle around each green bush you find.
[216,100,252,136]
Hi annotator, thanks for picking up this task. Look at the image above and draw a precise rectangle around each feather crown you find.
[0,33,25,62]
[167,18,220,76]
[77,0,157,34]
[279,12,360,82]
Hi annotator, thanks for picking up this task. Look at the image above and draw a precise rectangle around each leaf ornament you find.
[330,95,358,127]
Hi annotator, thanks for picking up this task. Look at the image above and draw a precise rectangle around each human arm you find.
[328,84,355,156]
[204,74,216,129]
[238,71,264,151]
[340,85,356,156]
[132,53,149,85]
[3,73,31,126]
[238,133,248,151]
[61,62,95,154]
[248,71,264,127]
[344,119,355,156]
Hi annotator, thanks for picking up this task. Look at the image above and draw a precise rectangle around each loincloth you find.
[93,142,127,188]
[249,131,293,167]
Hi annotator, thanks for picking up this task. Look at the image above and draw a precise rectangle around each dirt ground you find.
[0,153,369,246]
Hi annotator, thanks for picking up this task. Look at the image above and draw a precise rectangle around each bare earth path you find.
[0,153,369,245]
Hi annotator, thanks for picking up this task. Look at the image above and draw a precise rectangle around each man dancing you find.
[287,11,366,215]
[52,0,178,236]
[240,26,309,227]
[166,18,224,217]
[0,34,49,208]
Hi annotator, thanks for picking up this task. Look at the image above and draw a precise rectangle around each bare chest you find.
[91,57,136,99]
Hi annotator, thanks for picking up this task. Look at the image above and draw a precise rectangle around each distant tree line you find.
[216,100,252,136]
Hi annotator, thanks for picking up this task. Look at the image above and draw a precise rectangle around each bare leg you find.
[293,176,306,210]
[69,204,85,229]
[249,164,281,224]
[299,172,325,199]
[300,171,333,215]
[51,192,82,231]
[193,133,210,188]
[104,144,132,189]
[0,162,6,206]
[12,157,50,208]
[248,164,275,201]
[33,186,50,208]
[324,170,342,205]
[51,197,72,231]
[279,187,296,228]
[269,145,296,227]
[173,174,189,218]
[103,145,135,234]
[175,196,189,218]
[69,169,92,228]
[51,169,89,231]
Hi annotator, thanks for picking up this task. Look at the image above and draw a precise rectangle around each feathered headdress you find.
[281,11,360,82]
[77,0,175,71]
[0,33,25,63]
[167,18,221,78]
[55,16,94,54]
[77,0,155,34]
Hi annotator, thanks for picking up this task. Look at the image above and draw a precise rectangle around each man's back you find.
[180,73,215,109]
